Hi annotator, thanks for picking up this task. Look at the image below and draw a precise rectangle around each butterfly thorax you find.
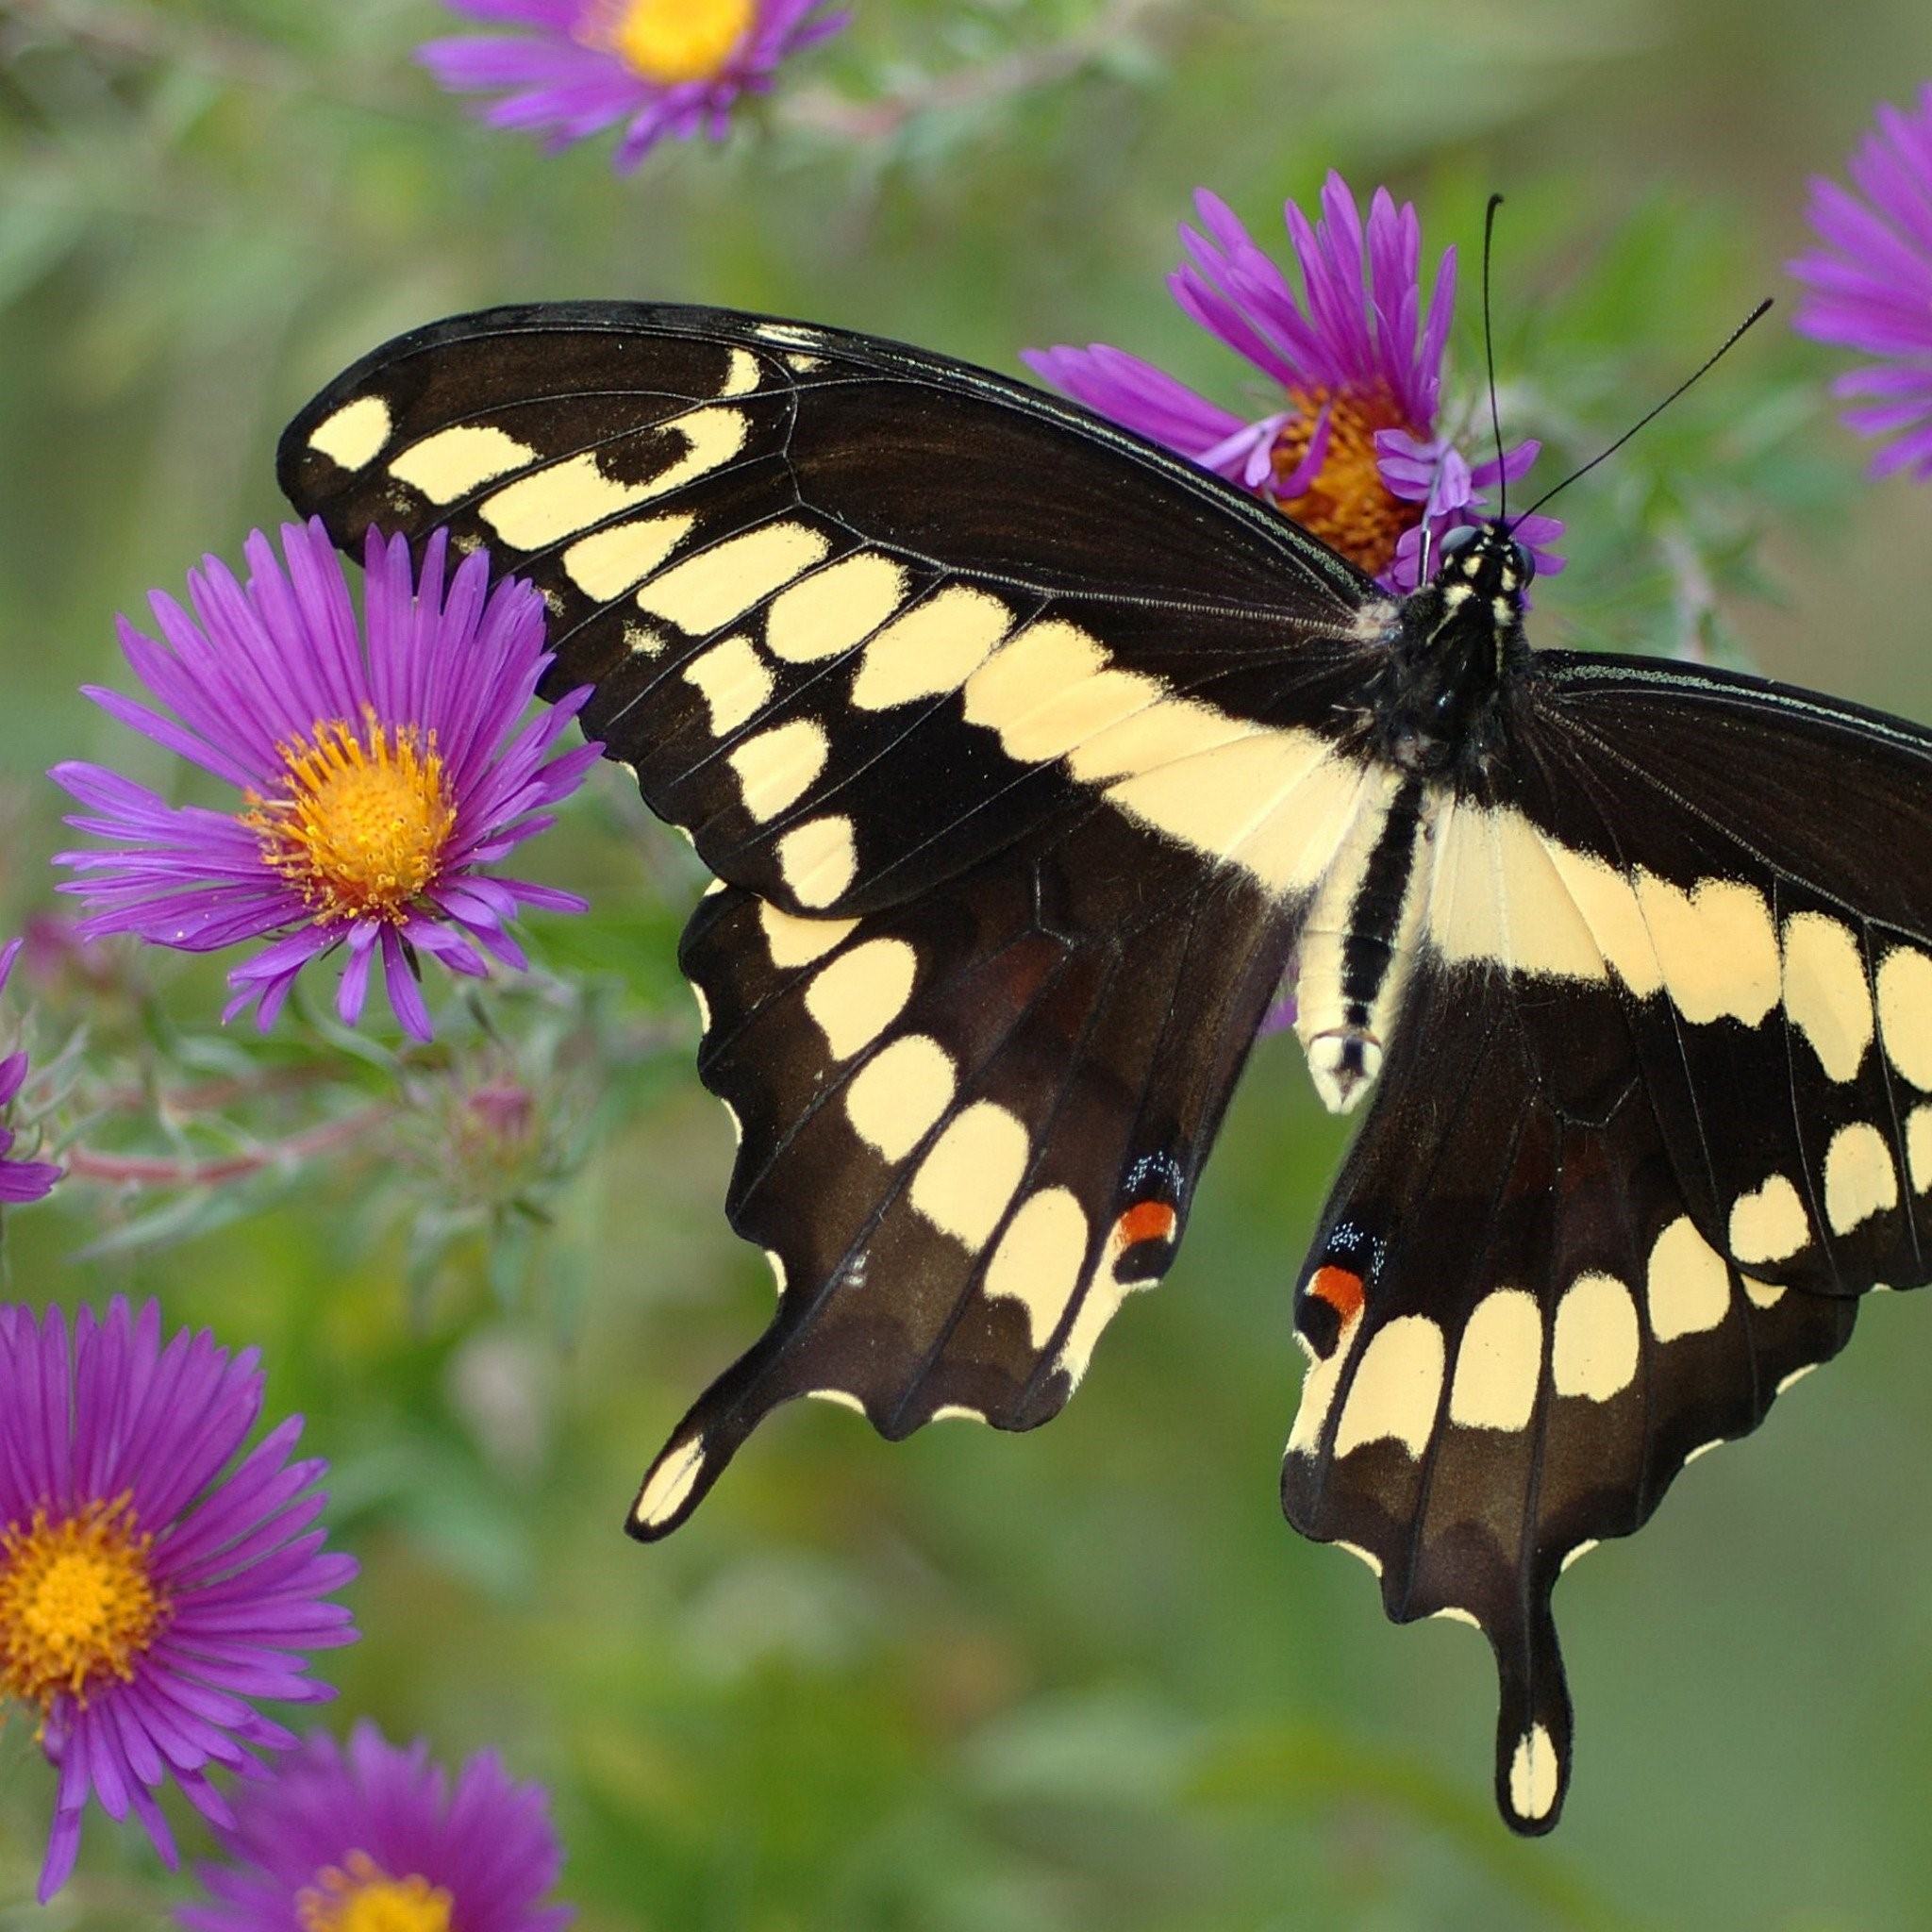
[1353,524,1534,784]
[1295,525,1536,1114]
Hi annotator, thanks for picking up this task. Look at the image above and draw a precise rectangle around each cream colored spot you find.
[561,512,695,600]
[1742,1274,1787,1309]
[1560,1540,1599,1574]
[785,352,824,373]
[1908,1103,1932,1192]
[1876,947,1932,1089]
[849,587,1011,709]
[719,1098,741,1146]
[983,1188,1090,1348]
[765,554,908,664]
[802,937,916,1060]
[728,717,829,823]
[753,322,824,350]
[909,1102,1030,1252]
[636,522,829,633]
[624,621,670,657]
[1432,1606,1481,1628]
[1287,1311,1365,1457]
[632,1436,706,1528]
[719,347,761,397]
[1684,1437,1725,1466]
[807,1388,866,1413]
[1782,912,1872,1082]
[1646,1216,1730,1341]
[1447,1289,1541,1431]
[391,423,534,504]
[775,814,856,908]
[757,898,857,969]
[1541,841,1663,997]
[690,979,712,1035]
[1551,1272,1640,1402]
[1635,874,1780,1026]
[1508,1724,1560,1823]
[844,1034,955,1160]
[1824,1121,1897,1234]
[765,1249,788,1296]
[308,394,391,472]
[931,1404,985,1424]
[1334,1541,1384,1579]
[1729,1173,1809,1266]
[685,635,774,734]
[1427,805,1605,981]
[1054,1271,1128,1387]
[1776,1363,1818,1395]
[1334,1315,1446,1458]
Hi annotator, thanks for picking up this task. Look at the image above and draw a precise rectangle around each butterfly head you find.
[1431,519,1537,613]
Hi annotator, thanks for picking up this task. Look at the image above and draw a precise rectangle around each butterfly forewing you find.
[278,304,1378,921]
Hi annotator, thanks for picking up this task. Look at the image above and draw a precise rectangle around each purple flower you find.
[1024,175,1564,592]
[178,1722,570,1932]
[0,1299,357,1901]
[0,940,62,1204]
[1790,83,1932,480]
[53,520,602,1043]
[420,0,850,173]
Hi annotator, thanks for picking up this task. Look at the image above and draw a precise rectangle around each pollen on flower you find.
[1269,383,1420,580]
[0,1495,164,1712]
[245,710,458,925]
[599,0,755,83]
[298,1852,455,1932]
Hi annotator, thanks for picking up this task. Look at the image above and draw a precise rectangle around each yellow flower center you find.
[299,1853,454,1932]
[245,711,457,925]
[604,0,755,83]
[1268,383,1420,580]
[0,1496,165,1712]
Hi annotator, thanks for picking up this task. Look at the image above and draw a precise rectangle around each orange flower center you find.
[244,710,457,925]
[0,1495,165,1713]
[1268,383,1421,580]
[298,1852,454,1932]
[602,0,755,83]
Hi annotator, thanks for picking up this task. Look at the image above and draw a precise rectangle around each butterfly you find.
[277,300,1932,1834]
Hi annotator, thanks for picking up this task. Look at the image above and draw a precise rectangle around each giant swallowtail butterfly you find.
[280,302,1931,1834]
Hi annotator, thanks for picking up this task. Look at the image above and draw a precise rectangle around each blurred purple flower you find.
[0,1300,357,1900]
[179,1721,569,1932]
[0,939,61,1203]
[53,521,601,1043]
[1025,175,1564,592]
[420,0,849,173]
[1790,82,1932,480]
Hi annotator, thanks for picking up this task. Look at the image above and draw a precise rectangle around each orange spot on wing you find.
[1113,1201,1178,1250]
[1309,1265,1365,1327]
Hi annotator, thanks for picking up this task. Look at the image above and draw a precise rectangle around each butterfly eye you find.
[1439,525,1482,559]
[1509,541,1538,585]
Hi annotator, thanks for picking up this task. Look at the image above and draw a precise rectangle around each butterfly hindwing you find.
[1282,956,1859,1834]
[632,806,1298,1536]
[278,304,1378,921]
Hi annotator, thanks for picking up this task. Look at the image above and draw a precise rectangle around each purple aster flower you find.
[1790,82,1932,480]
[0,1299,357,1901]
[53,520,602,1043]
[178,1721,570,1932]
[420,0,850,174]
[0,939,62,1204]
[1024,175,1565,593]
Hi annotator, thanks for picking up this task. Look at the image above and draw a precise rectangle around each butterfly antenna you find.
[1511,298,1774,525]
[1482,193,1507,523]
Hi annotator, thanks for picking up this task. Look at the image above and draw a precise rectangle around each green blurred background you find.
[3,0,1932,1925]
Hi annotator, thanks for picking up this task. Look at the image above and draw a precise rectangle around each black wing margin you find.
[278,303,1378,922]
